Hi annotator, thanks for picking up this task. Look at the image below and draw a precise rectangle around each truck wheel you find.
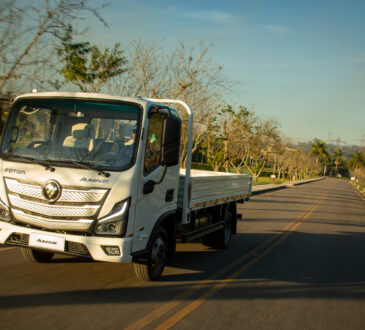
[134,227,168,281]
[21,248,54,263]
[210,209,233,249]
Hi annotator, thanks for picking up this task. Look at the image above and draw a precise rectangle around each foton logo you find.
[41,180,62,203]
[5,168,25,175]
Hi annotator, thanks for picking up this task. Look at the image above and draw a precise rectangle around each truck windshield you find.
[0,98,141,172]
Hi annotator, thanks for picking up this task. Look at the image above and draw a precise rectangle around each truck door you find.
[133,112,175,252]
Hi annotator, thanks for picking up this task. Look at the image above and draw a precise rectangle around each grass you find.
[252,177,289,186]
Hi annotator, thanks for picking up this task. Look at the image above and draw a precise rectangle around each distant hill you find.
[292,141,363,160]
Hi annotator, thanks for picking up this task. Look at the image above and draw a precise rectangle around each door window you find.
[144,113,164,174]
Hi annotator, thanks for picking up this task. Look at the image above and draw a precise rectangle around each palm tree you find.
[333,147,344,176]
[310,139,328,174]
[349,151,365,170]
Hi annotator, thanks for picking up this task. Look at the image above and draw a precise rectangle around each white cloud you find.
[265,24,290,35]
[184,10,233,24]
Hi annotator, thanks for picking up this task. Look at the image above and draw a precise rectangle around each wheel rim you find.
[150,236,167,277]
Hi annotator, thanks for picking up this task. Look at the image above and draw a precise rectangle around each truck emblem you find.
[41,180,62,202]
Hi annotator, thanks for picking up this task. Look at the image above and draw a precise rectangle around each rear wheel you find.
[202,208,233,249]
[21,248,54,263]
[134,227,168,281]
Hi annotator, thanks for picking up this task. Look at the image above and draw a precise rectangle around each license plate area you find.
[29,233,65,252]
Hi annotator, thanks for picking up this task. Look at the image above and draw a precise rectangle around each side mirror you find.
[143,180,155,194]
[161,117,181,167]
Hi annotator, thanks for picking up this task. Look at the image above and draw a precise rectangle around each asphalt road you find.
[0,178,364,329]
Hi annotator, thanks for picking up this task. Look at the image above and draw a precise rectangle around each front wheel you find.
[134,227,168,281]
[21,248,54,263]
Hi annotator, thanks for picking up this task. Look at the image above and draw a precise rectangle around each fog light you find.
[107,223,116,232]
[102,246,121,256]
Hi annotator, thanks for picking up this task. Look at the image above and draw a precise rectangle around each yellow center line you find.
[154,194,326,330]
[125,220,298,330]
[125,234,281,330]
[125,219,300,330]
[125,194,325,330]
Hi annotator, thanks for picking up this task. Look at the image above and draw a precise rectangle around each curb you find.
[350,182,365,200]
[251,177,324,196]
[251,185,287,196]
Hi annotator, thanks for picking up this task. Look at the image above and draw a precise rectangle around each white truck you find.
[0,92,252,280]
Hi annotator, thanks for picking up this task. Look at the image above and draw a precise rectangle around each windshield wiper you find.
[0,153,55,172]
[70,161,110,178]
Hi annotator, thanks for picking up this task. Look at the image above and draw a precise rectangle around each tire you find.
[205,209,233,249]
[21,248,54,263]
[134,227,168,281]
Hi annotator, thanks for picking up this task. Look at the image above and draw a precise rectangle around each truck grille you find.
[66,241,90,256]
[5,178,107,203]
[4,178,109,232]
[11,209,93,231]
[8,194,99,218]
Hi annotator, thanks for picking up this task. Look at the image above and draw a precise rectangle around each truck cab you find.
[0,92,181,280]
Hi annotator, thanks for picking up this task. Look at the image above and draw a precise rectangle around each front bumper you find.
[0,221,133,263]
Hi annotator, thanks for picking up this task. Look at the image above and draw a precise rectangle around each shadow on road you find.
[1,177,364,309]
[1,230,365,309]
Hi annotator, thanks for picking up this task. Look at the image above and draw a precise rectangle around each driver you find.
[125,128,136,146]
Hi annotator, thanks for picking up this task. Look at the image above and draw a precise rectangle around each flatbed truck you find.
[0,92,252,280]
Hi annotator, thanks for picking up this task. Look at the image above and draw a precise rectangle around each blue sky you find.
[86,0,365,145]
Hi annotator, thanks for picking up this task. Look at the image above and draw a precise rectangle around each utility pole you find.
[336,136,341,148]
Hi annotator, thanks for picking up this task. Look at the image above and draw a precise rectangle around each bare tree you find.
[274,147,317,180]
[111,40,230,167]
[239,118,281,181]
[0,0,107,95]
[268,141,286,179]
[222,106,255,174]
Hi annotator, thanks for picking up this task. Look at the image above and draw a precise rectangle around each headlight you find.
[94,198,130,236]
[0,199,11,222]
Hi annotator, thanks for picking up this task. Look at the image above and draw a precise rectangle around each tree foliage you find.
[200,104,283,181]
[0,0,107,95]
[57,26,127,92]
[310,139,328,174]
[348,151,365,170]
[332,147,345,176]
[1,1,361,185]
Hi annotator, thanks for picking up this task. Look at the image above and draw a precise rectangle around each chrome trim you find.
[41,179,62,202]
[5,178,108,203]
[8,194,99,217]
[12,209,94,231]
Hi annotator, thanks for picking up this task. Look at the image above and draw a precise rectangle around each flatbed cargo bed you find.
[178,169,252,211]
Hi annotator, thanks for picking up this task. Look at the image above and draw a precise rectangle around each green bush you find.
[191,162,213,171]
